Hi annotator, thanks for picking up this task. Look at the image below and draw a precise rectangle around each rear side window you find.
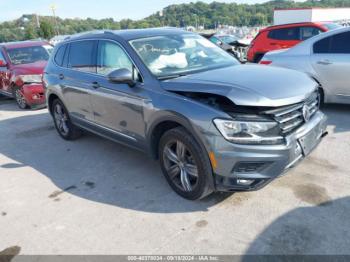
[314,32,350,54]
[300,27,322,41]
[268,27,299,41]
[54,44,66,66]
[68,40,96,73]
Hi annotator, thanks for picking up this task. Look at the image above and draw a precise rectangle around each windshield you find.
[7,45,51,65]
[130,34,239,78]
[219,35,238,44]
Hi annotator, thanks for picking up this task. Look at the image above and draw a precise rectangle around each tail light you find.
[259,60,272,65]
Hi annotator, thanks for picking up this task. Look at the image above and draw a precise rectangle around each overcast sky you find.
[0,0,282,22]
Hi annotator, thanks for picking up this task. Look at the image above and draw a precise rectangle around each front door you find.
[90,40,148,147]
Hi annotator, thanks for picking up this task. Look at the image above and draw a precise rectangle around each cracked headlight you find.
[18,74,42,84]
[213,118,284,145]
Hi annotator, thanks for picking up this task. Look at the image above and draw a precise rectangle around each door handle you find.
[317,60,332,65]
[92,81,100,89]
[59,74,64,80]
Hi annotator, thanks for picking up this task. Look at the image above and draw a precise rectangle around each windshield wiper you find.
[158,73,188,80]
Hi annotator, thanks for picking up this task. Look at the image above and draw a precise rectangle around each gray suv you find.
[44,28,327,200]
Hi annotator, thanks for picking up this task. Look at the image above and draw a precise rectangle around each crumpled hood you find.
[12,60,47,75]
[161,64,317,107]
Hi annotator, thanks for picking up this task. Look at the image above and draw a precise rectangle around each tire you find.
[159,127,214,200]
[12,86,29,109]
[51,99,82,140]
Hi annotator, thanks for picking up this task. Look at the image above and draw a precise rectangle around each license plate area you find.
[298,124,323,156]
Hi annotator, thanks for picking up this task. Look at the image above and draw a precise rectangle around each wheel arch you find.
[147,112,210,161]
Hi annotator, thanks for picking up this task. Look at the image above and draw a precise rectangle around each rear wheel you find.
[159,127,214,200]
[52,99,82,140]
[13,86,29,109]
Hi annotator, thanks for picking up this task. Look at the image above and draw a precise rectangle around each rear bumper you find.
[210,111,327,192]
[22,84,46,107]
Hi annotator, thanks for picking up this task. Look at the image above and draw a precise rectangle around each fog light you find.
[233,162,269,174]
[237,179,254,186]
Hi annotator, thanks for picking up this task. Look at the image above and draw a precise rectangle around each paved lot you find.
[0,96,350,255]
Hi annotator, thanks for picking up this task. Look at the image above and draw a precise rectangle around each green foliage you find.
[38,20,55,39]
[1,0,350,42]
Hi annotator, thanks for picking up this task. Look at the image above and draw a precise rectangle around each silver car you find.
[261,27,350,104]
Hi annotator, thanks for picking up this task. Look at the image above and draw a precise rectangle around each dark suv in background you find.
[0,41,52,109]
[44,29,327,200]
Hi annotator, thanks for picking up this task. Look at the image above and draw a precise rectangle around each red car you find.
[247,22,340,63]
[0,41,53,109]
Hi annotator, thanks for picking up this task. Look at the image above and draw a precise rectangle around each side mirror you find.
[107,68,136,87]
[0,59,7,67]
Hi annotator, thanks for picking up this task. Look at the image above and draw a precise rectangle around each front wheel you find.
[159,127,214,200]
[13,86,29,109]
[52,99,82,140]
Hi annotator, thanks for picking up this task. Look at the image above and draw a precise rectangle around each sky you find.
[0,0,275,22]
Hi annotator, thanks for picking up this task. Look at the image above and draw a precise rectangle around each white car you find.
[260,27,350,104]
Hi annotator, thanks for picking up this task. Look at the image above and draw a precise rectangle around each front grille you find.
[265,92,320,135]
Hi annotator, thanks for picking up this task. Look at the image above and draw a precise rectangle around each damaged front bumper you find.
[210,111,327,192]
[22,83,46,108]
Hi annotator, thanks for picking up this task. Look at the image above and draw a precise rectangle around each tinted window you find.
[69,40,96,73]
[300,27,322,41]
[313,36,331,53]
[268,27,299,41]
[314,32,350,54]
[97,41,133,76]
[329,32,350,53]
[54,45,66,66]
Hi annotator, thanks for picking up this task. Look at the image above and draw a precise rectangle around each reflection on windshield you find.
[130,34,239,78]
[7,46,51,65]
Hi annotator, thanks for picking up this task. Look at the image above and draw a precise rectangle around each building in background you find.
[274,7,350,25]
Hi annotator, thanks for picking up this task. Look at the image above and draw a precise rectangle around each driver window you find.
[97,41,133,76]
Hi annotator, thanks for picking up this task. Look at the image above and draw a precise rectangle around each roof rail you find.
[65,30,115,40]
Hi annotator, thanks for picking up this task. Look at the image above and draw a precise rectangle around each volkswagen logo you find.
[302,104,311,122]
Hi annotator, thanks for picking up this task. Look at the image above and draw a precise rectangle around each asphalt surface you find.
[0,96,350,255]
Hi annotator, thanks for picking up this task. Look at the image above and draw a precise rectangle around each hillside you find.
[1,0,350,42]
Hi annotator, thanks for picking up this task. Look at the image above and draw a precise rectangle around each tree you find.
[25,25,37,40]
[38,20,55,39]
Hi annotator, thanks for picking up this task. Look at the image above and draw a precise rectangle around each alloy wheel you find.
[163,140,199,192]
[15,89,27,109]
[53,103,69,136]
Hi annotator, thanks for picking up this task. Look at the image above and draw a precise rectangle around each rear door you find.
[61,40,97,122]
[311,31,350,100]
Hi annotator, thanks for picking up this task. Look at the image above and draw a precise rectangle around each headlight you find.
[213,118,284,145]
[18,74,42,84]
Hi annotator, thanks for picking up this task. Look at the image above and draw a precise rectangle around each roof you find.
[1,40,50,49]
[67,27,191,41]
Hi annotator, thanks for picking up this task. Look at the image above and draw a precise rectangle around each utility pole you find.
[50,4,59,35]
